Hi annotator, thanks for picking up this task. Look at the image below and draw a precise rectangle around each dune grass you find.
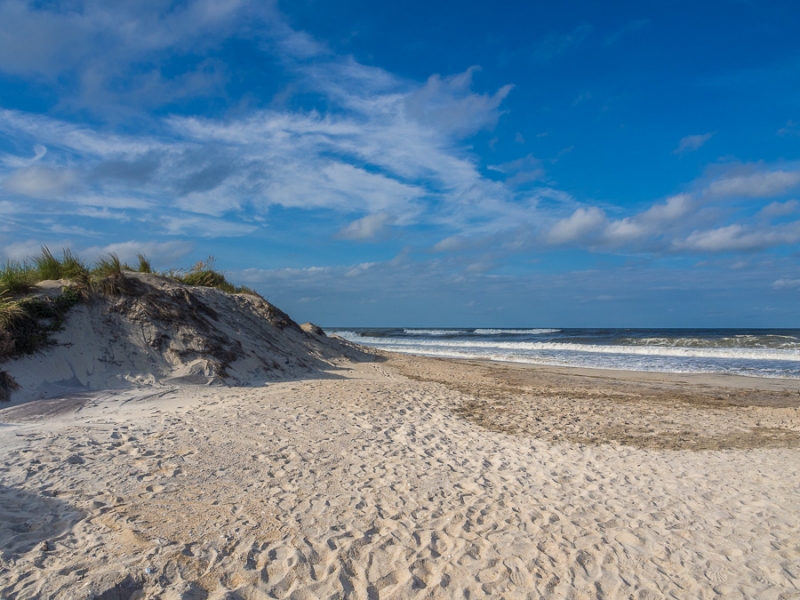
[0,248,261,358]
[0,248,262,397]
[0,248,258,298]
[174,257,260,296]
[0,292,26,328]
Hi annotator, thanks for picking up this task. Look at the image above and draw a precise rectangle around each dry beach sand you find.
[1,276,799,598]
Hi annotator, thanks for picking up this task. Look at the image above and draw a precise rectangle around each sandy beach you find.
[1,352,799,599]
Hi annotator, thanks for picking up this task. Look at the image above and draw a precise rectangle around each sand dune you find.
[1,273,369,406]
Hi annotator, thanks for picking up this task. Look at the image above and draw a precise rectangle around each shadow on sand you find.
[0,483,86,560]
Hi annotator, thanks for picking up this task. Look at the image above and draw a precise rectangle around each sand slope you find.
[1,357,799,599]
[1,273,369,406]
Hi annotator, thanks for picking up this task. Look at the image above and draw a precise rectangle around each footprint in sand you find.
[574,548,602,581]
[705,564,729,583]
[504,556,534,588]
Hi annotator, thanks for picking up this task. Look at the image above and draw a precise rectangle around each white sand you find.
[2,273,366,406]
[1,357,799,599]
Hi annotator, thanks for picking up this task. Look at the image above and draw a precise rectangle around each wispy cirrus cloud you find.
[777,120,799,136]
[336,212,395,241]
[0,43,522,240]
[404,67,513,138]
[0,0,258,111]
[1,0,800,275]
[773,278,800,290]
[674,132,714,154]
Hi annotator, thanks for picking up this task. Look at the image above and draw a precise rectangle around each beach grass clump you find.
[92,253,123,278]
[1,247,93,292]
[1,288,74,399]
[135,254,152,273]
[0,292,26,328]
[31,247,91,282]
[0,261,38,296]
[0,286,81,362]
[175,257,261,297]
[33,247,63,280]
[3,248,259,298]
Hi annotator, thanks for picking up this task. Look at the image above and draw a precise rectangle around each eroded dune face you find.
[0,272,371,405]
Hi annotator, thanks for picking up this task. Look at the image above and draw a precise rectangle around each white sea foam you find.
[334,332,800,362]
[625,335,800,349]
[472,328,561,335]
[403,329,470,336]
[373,346,799,378]
[332,329,800,378]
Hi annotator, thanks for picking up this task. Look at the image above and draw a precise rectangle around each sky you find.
[0,0,799,327]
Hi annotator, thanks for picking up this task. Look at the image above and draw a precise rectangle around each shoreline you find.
[1,353,799,597]
[329,326,800,381]
[383,349,800,391]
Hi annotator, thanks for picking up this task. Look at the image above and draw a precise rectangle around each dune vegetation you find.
[0,247,260,366]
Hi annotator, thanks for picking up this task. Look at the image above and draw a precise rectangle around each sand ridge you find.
[0,357,799,598]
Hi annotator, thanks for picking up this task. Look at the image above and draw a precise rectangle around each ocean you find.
[331,328,800,379]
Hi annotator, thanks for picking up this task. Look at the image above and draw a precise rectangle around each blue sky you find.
[1,0,799,327]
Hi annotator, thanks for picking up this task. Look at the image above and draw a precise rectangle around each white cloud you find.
[4,165,77,198]
[404,67,513,138]
[432,235,472,252]
[1,3,799,265]
[160,215,258,238]
[674,132,714,154]
[0,144,47,168]
[759,199,799,218]
[345,262,377,278]
[676,222,800,252]
[336,212,395,241]
[0,7,528,245]
[548,207,606,245]
[0,0,255,108]
[601,195,694,247]
[640,194,693,224]
[488,155,545,186]
[49,224,101,237]
[0,64,518,235]
[773,278,800,289]
[777,120,798,136]
[706,169,800,198]
[0,239,57,261]
[0,201,21,214]
[81,240,194,265]
[603,218,647,243]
